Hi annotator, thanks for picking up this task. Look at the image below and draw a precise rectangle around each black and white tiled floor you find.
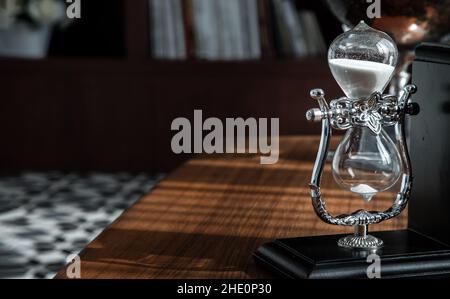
[0,172,164,279]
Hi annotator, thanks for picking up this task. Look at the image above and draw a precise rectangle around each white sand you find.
[329,59,395,99]
[350,184,378,203]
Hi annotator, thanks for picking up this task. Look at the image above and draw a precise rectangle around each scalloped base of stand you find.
[254,230,450,279]
[338,234,384,250]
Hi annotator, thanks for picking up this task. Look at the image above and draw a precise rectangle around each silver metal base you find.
[338,234,384,250]
[337,224,384,250]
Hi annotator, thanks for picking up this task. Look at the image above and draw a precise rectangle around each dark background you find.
[0,0,341,173]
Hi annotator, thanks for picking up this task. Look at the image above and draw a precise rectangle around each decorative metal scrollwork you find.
[308,88,418,135]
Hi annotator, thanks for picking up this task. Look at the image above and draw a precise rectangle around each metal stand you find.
[306,85,419,250]
[337,225,383,250]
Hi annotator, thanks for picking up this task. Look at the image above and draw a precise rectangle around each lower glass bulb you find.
[332,127,403,203]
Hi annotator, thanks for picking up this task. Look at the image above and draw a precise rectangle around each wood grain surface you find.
[56,136,407,279]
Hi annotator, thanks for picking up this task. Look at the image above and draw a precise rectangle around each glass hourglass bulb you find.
[328,21,403,202]
[328,21,398,98]
[332,127,402,202]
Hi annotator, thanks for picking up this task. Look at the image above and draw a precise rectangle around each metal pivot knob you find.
[306,108,325,122]
[306,89,329,123]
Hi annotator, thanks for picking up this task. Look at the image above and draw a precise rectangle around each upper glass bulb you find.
[328,21,398,99]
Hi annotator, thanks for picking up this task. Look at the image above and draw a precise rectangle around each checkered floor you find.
[0,172,164,279]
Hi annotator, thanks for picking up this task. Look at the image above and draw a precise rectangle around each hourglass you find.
[306,21,419,249]
[254,41,450,279]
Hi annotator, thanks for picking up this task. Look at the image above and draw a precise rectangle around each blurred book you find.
[271,0,307,58]
[190,0,218,60]
[271,0,326,58]
[149,0,186,60]
[257,0,275,58]
[298,10,327,57]
[191,0,261,60]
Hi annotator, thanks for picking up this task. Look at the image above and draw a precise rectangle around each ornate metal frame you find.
[305,84,419,250]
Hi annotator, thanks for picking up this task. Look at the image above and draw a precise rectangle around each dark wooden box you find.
[409,43,450,246]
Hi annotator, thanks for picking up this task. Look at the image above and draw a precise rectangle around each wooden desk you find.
[56,136,406,279]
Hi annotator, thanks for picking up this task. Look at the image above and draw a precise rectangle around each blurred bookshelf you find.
[1,0,343,78]
[1,0,343,66]
[42,0,343,62]
[0,0,342,172]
